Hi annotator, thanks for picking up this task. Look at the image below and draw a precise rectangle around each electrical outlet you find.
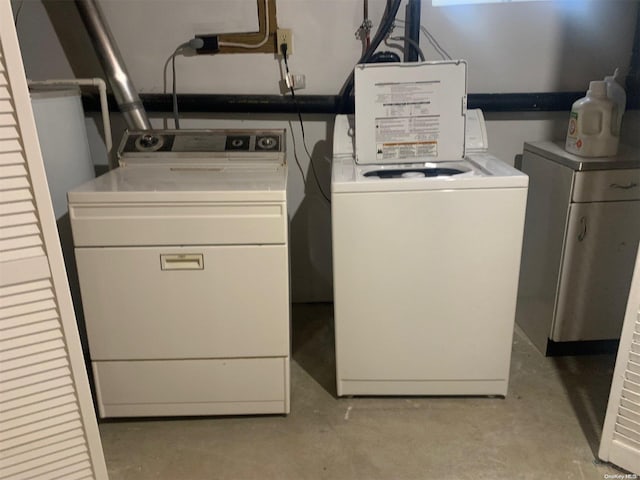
[286,73,305,90]
[276,28,293,56]
[279,73,306,94]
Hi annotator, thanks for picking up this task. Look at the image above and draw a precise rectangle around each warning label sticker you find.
[372,80,442,161]
[375,116,440,161]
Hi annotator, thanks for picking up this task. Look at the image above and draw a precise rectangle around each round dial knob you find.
[139,134,159,149]
[134,134,164,152]
[257,136,277,150]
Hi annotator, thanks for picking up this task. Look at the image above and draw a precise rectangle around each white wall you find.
[13,0,640,301]
[14,0,638,93]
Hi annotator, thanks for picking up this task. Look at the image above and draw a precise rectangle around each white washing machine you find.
[68,129,290,417]
[332,61,528,397]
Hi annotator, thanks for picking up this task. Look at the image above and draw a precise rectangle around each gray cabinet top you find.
[524,141,640,171]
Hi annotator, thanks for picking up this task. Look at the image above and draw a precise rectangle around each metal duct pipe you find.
[74,0,151,130]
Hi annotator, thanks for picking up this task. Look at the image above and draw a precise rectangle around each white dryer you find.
[332,61,528,397]
[69,129,290,417]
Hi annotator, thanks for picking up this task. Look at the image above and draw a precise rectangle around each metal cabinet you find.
[516,141,640,355]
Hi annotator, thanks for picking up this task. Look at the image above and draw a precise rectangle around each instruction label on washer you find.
[374,80,441,161]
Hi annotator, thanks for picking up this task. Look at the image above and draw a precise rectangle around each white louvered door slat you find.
[0,223,40,239]
[2,347,67,372]
[2,450,91,480]
[0,308,59,331]
[0,376,73,408]
[2,415,84,452]
[0,278,50,297]
[0,425,83,459]
[0,199,36,215]
[0,3,108,480]
[0,139,22,153]
[0,151,24,164]
[0,435,88,471]
[2,356,70,383]
[1,392,78,423]
[0,384,75,412]
[619,405,640,426]
[600,244,640,474]
[0,164,27,178]
[0,328,63,354]
[0,177,29,191]
[0,114,16,127]
[0,125,17,139]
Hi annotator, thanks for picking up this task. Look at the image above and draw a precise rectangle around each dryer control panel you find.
[117,129,285,166]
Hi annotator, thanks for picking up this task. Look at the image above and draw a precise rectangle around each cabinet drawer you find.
[572,169,640,202]
[69,201,287,246]
[93,358,289,417]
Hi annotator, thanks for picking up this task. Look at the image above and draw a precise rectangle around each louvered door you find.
[0,2,108,479]
[599,244,640,474]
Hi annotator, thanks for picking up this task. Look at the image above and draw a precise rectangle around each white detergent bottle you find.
[604,68,626,136]
[565,80,619,157]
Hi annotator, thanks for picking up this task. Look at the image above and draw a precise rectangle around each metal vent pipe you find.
[74,0,151,130]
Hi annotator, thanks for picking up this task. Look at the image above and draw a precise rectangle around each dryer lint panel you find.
[354,61,467,165]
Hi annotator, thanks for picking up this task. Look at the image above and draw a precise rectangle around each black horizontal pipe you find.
[82,91,639,115]
[470,92,585,112]
[145,94,342,114]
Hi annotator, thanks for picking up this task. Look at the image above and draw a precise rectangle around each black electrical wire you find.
[388,36,425,61]
[339,0,403,107]
[171,48,181,129]
[368,51,401,63]
[277,52,306,184]
[287,119,308,186]
[282,46,331,204]
[168,38,205,130]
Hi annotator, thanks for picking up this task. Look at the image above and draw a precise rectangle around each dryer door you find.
[76,244,290,359]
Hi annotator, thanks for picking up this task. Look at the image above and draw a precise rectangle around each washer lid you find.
[68,164,287,204]
[354,61,467,165]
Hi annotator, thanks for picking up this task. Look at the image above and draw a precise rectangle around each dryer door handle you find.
[160,254,204,270]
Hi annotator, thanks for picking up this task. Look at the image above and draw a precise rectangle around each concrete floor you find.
[99,303,625,480]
